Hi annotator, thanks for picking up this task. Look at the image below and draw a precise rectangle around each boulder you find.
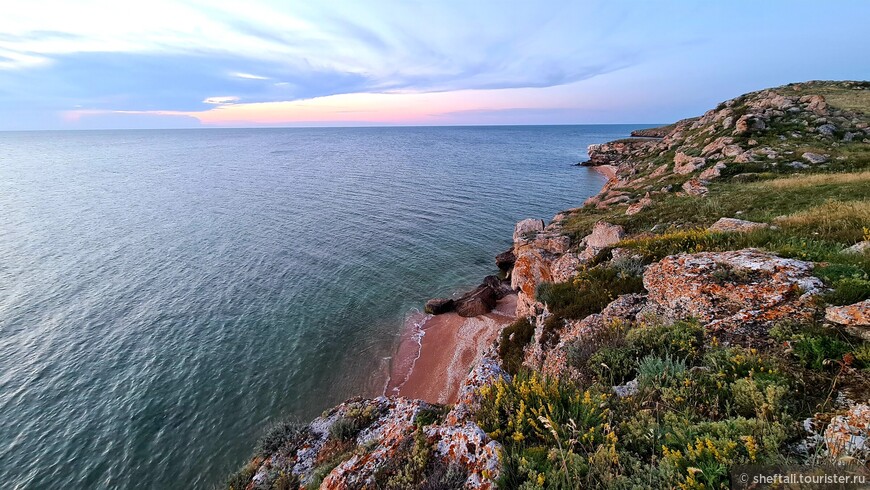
[673,152,705,174]
[513,218,544,242]
[625,195,653,215]
[802,151,828,164]
[844,241,870,255]
[586,221,625,249]
[733,114,766,135]
[495,248,516,271]
[699,163,727,181]
[681,178,709,196]
[455,284,498,317]
[425,298,455,315]
[708,217,769,233]
[824,404,869,463]
[642,249,825,334]
[483,275,512,299]
[825,300,870,340]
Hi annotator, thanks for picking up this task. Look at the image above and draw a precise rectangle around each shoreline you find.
[385,294,517,404]
[592,163,617,179]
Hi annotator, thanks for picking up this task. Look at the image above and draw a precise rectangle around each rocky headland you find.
[227,81,870,489]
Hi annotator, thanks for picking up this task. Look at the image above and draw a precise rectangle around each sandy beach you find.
[385,294,517,404]
[594,164,618,179]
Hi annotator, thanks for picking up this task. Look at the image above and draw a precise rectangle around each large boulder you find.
[425,298,455,315]
[642,249,825,334]
[455,284,498,317]
[708,217,769,233]
[483,275,513,299]
[586,221,625,250]
[513,218,544,242]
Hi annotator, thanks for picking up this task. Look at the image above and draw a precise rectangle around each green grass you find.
[498,317,535,375]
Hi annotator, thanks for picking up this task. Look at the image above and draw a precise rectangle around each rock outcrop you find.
[707,217,769,233]
[826,300,870,340]
[825,404,870,463]
[642,249,825,334]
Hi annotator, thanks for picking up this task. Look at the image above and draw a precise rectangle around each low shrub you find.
[625,320,706,363]
[792,334,851,371]
[329,402,381,441]
[536,266,645,321]
[498,317,535,375]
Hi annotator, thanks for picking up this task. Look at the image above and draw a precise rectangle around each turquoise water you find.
[0,125,635,488]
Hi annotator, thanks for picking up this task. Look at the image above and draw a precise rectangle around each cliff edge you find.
[227,81,870,489]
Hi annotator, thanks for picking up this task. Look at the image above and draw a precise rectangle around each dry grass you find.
[774,200,870,243]
[774,82,870,113]
[761,171,870,189]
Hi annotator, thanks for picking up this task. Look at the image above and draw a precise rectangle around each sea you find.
[0,125,642,488]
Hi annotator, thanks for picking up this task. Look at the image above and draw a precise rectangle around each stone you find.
[681,178,708,196]
[801,94,828,115]
[642,249,825,334]
[708,217,769,233]
[495,249,516,272]
[425,298,455,315]
[699,163,727,181]
[722,144,744,157]
[483,275,512,299]
[844,241,870,254]
[626,195,653,215]
[455,283,498,317]
[824,404,869,463]
[586,221,625,249]
[825,300,870,340]
[600,293,648,323]
[613,378,639,398]
[733,114,766,135]
[702,136,735,156]
[817,123,837,137]
[802,152,828,164]
[513,218,544,242]
[673,152,706,174]
[446,356,509,425]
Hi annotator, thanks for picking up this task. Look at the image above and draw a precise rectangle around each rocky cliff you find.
[228,81,870,489]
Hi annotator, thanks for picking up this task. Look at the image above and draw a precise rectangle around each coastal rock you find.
[708,217,769,233]
[681,178,708,196]
[733,114,766,135]
[673,152,706,174]
[550,252,584,283]
[495,249,516,272]
[802,151,828,164]
[424,423,502,489]
[642,249,825,334]
[425,298,455,315]
[483,275,513,299]
[825,300,870,340]
[824,404,870,462]
[446,356,509,425]
[513,218,544,242]
[586,221,625,250]
[455,284,498,317]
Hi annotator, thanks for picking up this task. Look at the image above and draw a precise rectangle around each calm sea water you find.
[0,125,638,489]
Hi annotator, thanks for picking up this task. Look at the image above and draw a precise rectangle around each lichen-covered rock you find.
[425,423,502,489]
[642,249,825,334]
[826,300,870,340]
[708,217,769,233]
[699,162,726,181]
[681,178,708,196]
[586,221,625,250]
[446,356,509,425]
[824,404,870,463]
[673,152,705,174]
[512,218,544,242]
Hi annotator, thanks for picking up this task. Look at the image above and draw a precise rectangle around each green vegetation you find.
[477,320,866,489]
[535,265,645,349]
[498,317,536,375]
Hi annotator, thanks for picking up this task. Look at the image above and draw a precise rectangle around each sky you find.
[1,0,868,130]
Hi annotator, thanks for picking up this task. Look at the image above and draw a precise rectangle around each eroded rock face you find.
[642,249,825,334]
[708,217,769,233]
[825,404,870,463]
[495,249,516,272]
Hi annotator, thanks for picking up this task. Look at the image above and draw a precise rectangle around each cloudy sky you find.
[1,0,868,130]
